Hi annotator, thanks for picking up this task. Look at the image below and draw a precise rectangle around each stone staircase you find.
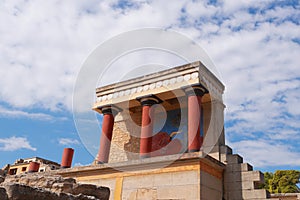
[220,145,270,200]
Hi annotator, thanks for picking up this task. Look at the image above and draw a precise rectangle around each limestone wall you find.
[74,164,202,200]
[59,152,224,200]
[200,171,223,200]
[109,111,142,163]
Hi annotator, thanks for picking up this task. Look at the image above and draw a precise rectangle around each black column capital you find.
[97,105,122,116]
[183,84,208,97]
[136,94,163,106]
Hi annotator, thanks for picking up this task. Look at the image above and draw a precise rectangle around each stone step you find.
[224,171,264,183]
[224,180,258,191]
[226,189,269,200]
[242,189,269,199]
[225,154,243,164]
[226,163,253,172]
[220,145,233,155]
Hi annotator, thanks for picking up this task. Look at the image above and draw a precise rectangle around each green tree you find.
[262,170,300,193]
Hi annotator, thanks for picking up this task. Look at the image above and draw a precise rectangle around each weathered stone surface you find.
[3,183,99,200]
[0,175,5,184]
[5,183,58,200]
[1,172,110,200]
[72,184,110,200]
[51,182,74,193]
[0,169,5,176]
[110,116,141,163]
[4,173,68,189]
[0,187,8,200]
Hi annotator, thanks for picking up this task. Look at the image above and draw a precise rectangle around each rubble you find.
[0,172,110,200]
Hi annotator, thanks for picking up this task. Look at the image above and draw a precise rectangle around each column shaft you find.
[140,105,154,158]
[188,95,202,152]
[137,95,162,159]
[97,112,114,163]
[61,148,74,168]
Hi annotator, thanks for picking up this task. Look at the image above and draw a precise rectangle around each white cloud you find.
[74,162,84,167]
[0,0,299,168]
[228,139,300,167]
[0,136,36,151]
[58,138,80,146]
[0,106,67,121]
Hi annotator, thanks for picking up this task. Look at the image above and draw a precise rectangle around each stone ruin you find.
[0,61,280,199]
[0,169,110,200]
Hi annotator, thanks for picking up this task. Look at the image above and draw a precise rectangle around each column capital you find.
[183,84,208,97]
[97,105,122,116]
[136,94,163,106]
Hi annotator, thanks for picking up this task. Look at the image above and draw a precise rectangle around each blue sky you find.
[0,0,299,172]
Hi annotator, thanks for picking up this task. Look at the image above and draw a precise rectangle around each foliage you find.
[262,170,300,193]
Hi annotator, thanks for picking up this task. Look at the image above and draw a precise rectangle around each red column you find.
[61,148,74,168]
[186,85,208,152]
[96,107,119,164]
[137,95,162,158]
[28,161,40,173]
[140,104,154,158]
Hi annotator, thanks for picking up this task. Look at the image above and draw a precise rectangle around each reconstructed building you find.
[7,157,60,175]
[58,61,271,200]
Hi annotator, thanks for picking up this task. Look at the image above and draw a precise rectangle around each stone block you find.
[224,170,263,183]
[172,170,198,186]
[226,163,253,172]
[4,183,59,200]
[0,175,5,184]
[220,145,233,155]
[220,146,233,163]
[208,151,220,161]
[72,184,110,200]
[121,189,138,200]
[225,190,243,200]
[153,172,173,187]
[242,189,269,199]
[241,171,263,182]
[200,171,222,192]
[201,185,223,200]
[123,174,154,189]
[0,187,8,200]
[226,189,268,200]
[3,182,110,200]
[224,181,255,191]
[51,182,73,193]
[136,188,157,200]
[156,184,199,200]
[94,178,116,190]
[226,154,243,164]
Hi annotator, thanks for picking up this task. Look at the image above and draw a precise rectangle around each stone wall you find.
[109,111,142,163]
[59,152,225,200]
[221,145,270,200]
[72,163,202,200]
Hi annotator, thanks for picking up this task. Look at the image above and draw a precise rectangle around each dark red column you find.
[96,106,120,164]
[137,95,162,158]
[140,104,154,158]
[28,161,40,173]
[61,148,74,168]
[185,85,208,152]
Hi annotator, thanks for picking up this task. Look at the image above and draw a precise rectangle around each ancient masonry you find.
[1,61,279,200]
[58,61,271,200]
[0,170,110,200]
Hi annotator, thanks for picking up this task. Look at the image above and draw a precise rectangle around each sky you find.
[0,0,299,172]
